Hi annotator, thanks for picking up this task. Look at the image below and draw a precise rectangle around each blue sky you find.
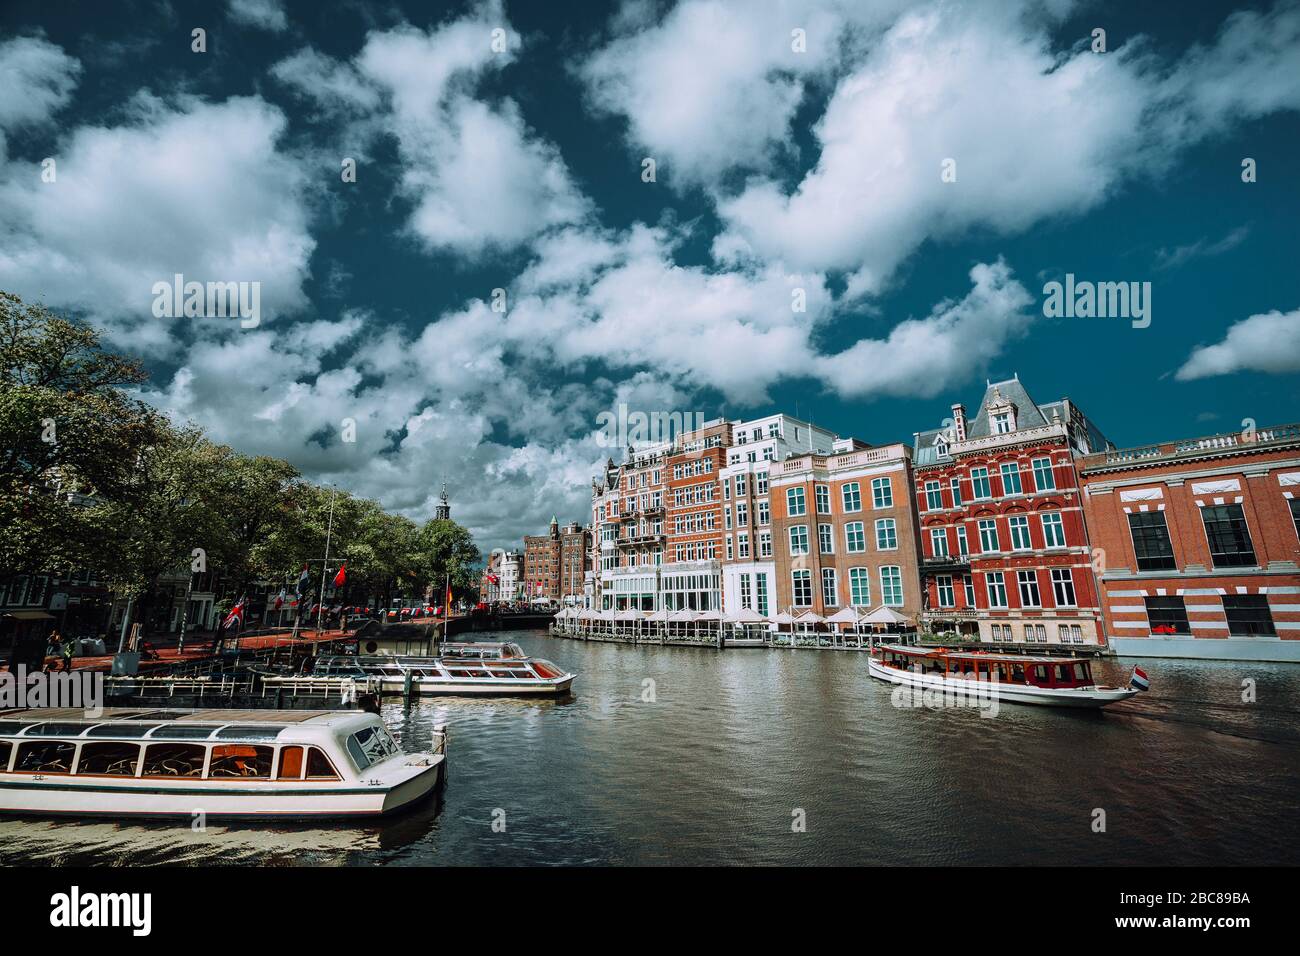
[2,0,1298,551]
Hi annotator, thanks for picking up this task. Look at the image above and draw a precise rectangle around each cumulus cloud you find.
[1175,307,1300,380]
[272,2,591,254]
[0,35,81,153]
[227,0,289,33]
[0,93,316,352]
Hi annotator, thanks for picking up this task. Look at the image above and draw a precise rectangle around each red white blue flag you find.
[222,597,245,631]
[1130,666,1150,691]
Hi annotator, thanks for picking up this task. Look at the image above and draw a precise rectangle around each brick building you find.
[912,377,1113,646]
[768,439,923,620]
[558,522,591,606]
[1079,423,1300,661]
[523,517,561,602]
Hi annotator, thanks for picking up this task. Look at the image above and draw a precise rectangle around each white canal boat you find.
[0,707,447,819]
[869,644,1142,709]
[273,642,576,697]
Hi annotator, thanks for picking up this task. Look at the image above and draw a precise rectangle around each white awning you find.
[726,607,768,624]
[862,605,911,625]
[825,607,863,624]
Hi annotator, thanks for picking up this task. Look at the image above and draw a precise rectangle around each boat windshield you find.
[345,724,400,771]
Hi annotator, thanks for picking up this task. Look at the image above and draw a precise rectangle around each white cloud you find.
[0,92,316,352]
[272,3,591,255]
[1175,307,1300,380]
[227,0,288,33]
[1154,226,1249,271]
[0,35,81,153]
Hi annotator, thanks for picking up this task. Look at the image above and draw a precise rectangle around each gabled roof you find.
[964,377,1053,440]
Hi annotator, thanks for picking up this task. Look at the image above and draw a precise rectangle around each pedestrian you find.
[61,635,74,672]
[45,629,63,673]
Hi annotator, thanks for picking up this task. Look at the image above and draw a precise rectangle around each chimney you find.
[951,403,967,442]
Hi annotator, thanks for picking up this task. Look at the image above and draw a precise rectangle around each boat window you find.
[0,740,11,771]
[488,670,517,679]
[305,747,340,781]
[14,741,76,774]
[1055,664,1073,683]
[209,745,273,778]
[77,741,141,776]
[1073,663,1090,681]
[1032,665,1050,684]
[87,724,160,738]
[346,726,399,772]
[142,743,206,777]
[532,661,562,680]
[214,726,285,741]
[0,722,23,736]
[278,745,304,780]
[23,722,89,737]
[155,725,221,740]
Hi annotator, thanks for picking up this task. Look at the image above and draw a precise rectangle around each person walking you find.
[60,635,74,672]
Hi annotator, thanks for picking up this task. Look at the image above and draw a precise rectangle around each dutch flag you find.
[1130,666,1150,691]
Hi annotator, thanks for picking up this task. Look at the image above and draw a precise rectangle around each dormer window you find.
[992,412,1012,434]
[935,437,949,456]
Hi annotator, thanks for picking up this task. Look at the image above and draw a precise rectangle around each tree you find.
[418,517,481,603]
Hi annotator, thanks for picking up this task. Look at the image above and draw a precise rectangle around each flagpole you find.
[317,485,337,650]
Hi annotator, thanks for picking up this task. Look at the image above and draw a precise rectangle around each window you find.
[77,742,141,776]
[792,570,812,607]
[756,575,769,616]
[1008,515,1032,551]
[210,745,273,778]
[818,524,833,554]
[930,528,949,557]
[756,472,769,494]
[849,568,871,606]
[992,412,1012,434]
[1144,596,1190,635]
[724,506,732,530]
[1032,457,1055,491]
[1050,569,1076,607]
[978,518,1000,553]
[347,726,399,772]
[1017,570,1041,607]
[757,500,770,525]
[738,532,750,559]
[963,577,976,608]
[279,746,304,779]
[142,743,206,777]
[924,481,943,510]
[759,531,772,558]
[821,568,838,607]
[306,747,340,780]
[875,518,897,550]
[1000,462,1023,496]
[970,467,991,499]
[788,525,809,555]
[1041,512,1066,548]
[815,484,830,514]
[13,741,76,774]
[736,474,747,496]
[986,572,1008,608]
[880,566,903,606]
[1127,511,1176,571]
[872,477,893,509]
[726,536,734,560]
[1201,504,1256,568]
[936,575,955,608]
[0,740,9,772]
[842,482,861,512]
[1292,498,1300,540]
[786,487,806,516]
[736,502,748,525]
[956,525,969,556]
[1223,595,1276,636]
[845,521,866,553]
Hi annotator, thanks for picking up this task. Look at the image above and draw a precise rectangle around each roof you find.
[964,378,1051,440]
[0,707,341,724]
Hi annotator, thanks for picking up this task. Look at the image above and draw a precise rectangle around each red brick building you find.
[523,517,561,602]
[912,377,1112,646]
[769,440,923,620]
[558,522,591,605]
[1079,423,1300,661]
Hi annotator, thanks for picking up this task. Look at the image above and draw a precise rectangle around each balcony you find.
[1085,422,1300,471]
[923,554,971,573]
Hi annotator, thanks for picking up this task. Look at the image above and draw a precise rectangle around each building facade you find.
[558,522,592,605]
[523,517,562,602]
[912,377,1112,646]
[1079,423,1300,661]
[768,439,923,619]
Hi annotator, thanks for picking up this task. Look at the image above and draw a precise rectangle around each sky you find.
[1,0,1298,553]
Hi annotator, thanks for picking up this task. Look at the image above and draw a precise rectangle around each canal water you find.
[2,629,1298,866]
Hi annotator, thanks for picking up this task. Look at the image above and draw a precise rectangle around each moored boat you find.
[869,644,1142,709]
[0,707,447,819]
[267,642,576,697]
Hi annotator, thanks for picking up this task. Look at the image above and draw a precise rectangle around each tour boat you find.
[869,644,1142,709]
[269,642,577,697]
[0,707,447,819]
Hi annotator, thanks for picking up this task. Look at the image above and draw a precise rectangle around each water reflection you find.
[2,632,1297,866]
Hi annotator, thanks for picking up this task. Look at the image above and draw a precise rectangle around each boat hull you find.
[868,658,1138,709]
[0,756,445,820]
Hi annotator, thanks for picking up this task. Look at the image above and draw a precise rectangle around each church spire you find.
[434,481,451,520]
